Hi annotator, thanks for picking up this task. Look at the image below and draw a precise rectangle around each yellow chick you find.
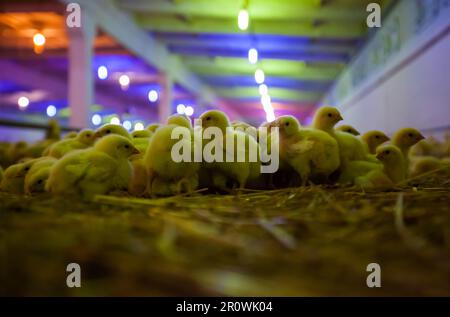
[146,123,161,133]
[47,129,95,158]
[375,145,406,183]
[0,160,35,194]
[7,141,28,164]
[46,135,139,199]
[336,124,360,136]
[272,115,340,185]
[232,121,258,140]
[63,131,78,139]
[198,110,261,190]
[167,114,192,129]
[94,124,131,140]
[131,130,152,154]
[354,169,394,191]
[24,167,52,195]
[25,120,62,158]
[24,157,57,194]
[361,130,390,154]
[410,156,442,178]
[144,122,199,196]
[392,128,425,175]
[313,106,368,164]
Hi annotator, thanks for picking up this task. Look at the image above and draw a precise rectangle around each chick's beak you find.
[132,147,140,155]
[337,114,344,122]
[376,152,384,160]
[355,131,361,136]
[418,134,425,141]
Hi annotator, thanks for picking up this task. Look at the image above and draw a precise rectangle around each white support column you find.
[158,74,173,123]
[66,10,96,128]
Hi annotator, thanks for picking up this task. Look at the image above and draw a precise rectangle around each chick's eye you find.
[385,150,390,154]
[375,136,380,139]
[106,130,111,134]
[408,133,413,137]
[285,122,290,126]
[37,180,43,184]
[125,145,130,149]
[24,167,30,171]
[327,113,333,117]
[206,117,211,121]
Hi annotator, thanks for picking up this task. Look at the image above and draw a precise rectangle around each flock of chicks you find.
[0,106,449,199]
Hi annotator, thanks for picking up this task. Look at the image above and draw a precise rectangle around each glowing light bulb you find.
[148,90,158,102]
[91,114,102,126]
[134,122,144,131]
[176,104,186,114]
[123,120,132,131]
[46,105,57,117]
[259,84,268,95]
[33,33,46,46]
[255,69,265,84]
[266,110,275,123]
[185,106,194,116]
[238,9,249,30]
[248,48,258,64]
[119,74,130,89]
[110,116,120,125]
[261,94,271,106]
[18,96,29,109]
[97,66,108,80]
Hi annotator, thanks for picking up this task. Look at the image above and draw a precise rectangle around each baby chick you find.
[46,135,139,199]
[24,167,52,194]
[410,156,443,178]
[131,130,152,154]
[7,141,28,164]
[0,160,35,194]
[336,124,360,136]
[63,131,78,139]
[127,130,154,196]
[24,157,57,194]
[392,128,425,175]
[144,123,199,196]
[95,124,131,140]
[375,145,406,183]
[47,129,95,158]
[361,130,390,154]
[199,110,261,190]
[232,121,258,140]
[146,123,161,133]
[167,114,192,129]
[272,115,340,185]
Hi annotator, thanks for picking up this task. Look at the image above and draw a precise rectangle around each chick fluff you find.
[144,116,199,196]
[361,130,390,154]
[336,124,361,136]
[46,135,139,199]
[272,115,340,186]
[46,129,95,158]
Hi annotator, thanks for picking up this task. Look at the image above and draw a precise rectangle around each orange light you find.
[33,33,46,54]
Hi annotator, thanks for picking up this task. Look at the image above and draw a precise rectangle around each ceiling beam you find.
[184,57,343,80]
[135,15,367,38]
[216,87,323,103]
[59,0,219,107]
[118,0,374,22]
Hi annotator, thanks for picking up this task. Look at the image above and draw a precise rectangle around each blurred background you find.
[0,0,449,142]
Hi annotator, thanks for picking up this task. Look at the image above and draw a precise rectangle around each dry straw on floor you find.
[1,167,449,296]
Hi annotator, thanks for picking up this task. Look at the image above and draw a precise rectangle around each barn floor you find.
[1,169,450,296]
